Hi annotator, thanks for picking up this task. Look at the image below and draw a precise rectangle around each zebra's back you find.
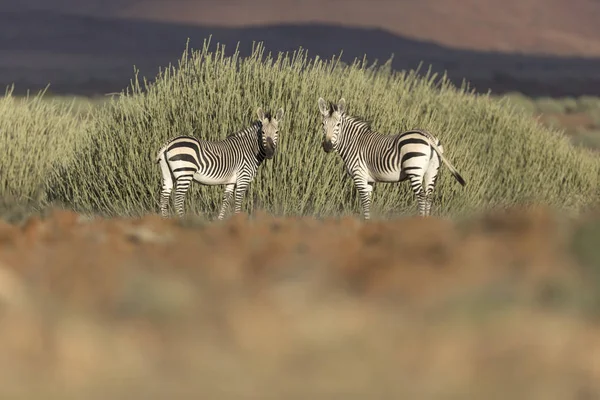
[359,129,439,182]
[393,129,441,165]
[160,135,239,185]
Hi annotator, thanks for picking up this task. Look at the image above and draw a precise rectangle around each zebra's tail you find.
[422,134,466,187]
[155,143,168,164]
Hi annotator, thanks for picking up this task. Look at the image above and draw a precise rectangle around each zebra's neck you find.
[337,116,371,159]
[226,121,266,163]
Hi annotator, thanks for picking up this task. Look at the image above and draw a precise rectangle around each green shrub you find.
[496,92,536,114]
[560,97,579,113]
[577,96,600,113]
[569,128,600,152]
[586,109,600,129]
[535,97,567,114]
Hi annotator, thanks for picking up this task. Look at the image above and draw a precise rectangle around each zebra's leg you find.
[233,179,250,215]
[407,174,427,217]
[173,175,193,217]
[217,183,235,220]
[423,153,441,216]
[158,158,174,218]
[424,175,439,216]
[353,177,374,220]
[424,194,433,216]
[159,185,173,218]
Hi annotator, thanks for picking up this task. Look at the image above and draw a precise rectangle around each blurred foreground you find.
[0,207,600,399]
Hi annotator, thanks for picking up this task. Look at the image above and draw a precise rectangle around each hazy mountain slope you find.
[1,0,600,95]
[11,0,600,56]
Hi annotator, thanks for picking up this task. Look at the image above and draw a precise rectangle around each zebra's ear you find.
[256,107,265,121]
[276,107,284,121]
[318,97,329,116]
[338,98,346,114]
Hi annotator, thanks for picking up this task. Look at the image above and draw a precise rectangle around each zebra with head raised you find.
[317,97,465,219]
[156,107,284,220]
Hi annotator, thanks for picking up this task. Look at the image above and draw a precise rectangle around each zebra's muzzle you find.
[264,137,275,159]
[322,140,334,153]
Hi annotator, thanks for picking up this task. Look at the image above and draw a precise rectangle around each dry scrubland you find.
[1,39,600,398]
[498,92,600,152]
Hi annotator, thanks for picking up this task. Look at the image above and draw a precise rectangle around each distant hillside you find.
[1,1,600,96]
[13,0,600,56]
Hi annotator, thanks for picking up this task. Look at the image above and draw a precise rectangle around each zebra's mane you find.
[226,120,263,138]
[225,111,276,138]
[344,114,373,131]
[156,121,262,150]
[156,134,195,153]
[327,103,373,131]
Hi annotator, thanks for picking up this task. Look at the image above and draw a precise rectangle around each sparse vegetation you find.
[534,96,569,114]
[496,92,600,152]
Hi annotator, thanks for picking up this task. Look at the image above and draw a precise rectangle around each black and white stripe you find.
[156,107,284,219]
[318,97,465,219]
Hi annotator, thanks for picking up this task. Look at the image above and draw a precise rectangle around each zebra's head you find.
[257,107,284,160]
[317,97,346,153]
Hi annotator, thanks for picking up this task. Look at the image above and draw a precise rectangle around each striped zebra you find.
[155,107,284,220]
[317,97,466,219]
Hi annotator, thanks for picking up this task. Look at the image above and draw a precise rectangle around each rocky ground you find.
[0,207,599,399]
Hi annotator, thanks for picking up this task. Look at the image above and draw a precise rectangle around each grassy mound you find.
[29,40,600,217]
[0,87,91,219]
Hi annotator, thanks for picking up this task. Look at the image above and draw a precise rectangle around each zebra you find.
[155,107,284,220]
[317,97,466,219]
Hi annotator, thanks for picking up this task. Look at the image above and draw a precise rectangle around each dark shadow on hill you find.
[1,10,600,97]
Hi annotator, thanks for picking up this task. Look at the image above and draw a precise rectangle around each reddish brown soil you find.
[0,207,599,398]
[0,207,577,307]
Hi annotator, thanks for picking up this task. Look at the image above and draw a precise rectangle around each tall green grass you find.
[50,39,600,218]
[0,86,90,218]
